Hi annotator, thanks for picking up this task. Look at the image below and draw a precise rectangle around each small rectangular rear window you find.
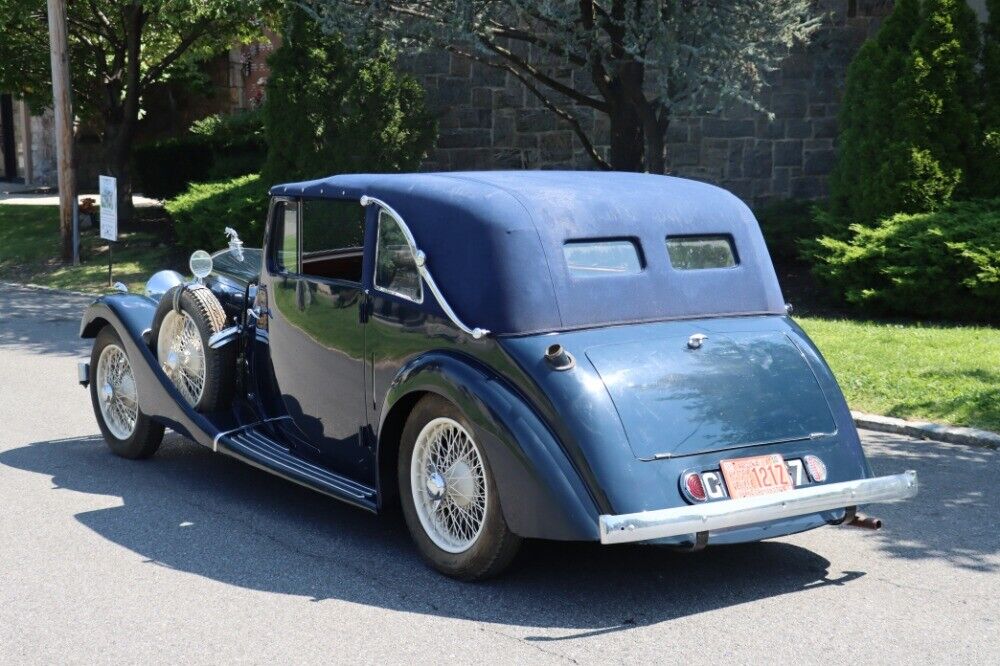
[564,240,642,277]
[666,235,738,270]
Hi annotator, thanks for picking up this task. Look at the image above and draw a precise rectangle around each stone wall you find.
[401,0,894,204]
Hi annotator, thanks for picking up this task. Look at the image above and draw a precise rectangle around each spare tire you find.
[151,284,236,412]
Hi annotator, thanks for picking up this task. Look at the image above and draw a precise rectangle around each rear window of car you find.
[563,240,643,277]
[666,235,738,269]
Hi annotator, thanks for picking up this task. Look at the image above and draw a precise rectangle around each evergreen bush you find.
[261,6,436,186]
[164,174,268,252]
[812,198,1000,323]
[828,0,981,229]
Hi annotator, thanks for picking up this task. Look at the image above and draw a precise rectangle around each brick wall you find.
[401,0,894,204]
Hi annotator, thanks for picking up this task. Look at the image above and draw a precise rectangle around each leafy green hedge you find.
[812,198,1000,323]
[164,174,268,252]
[135,111,266,199]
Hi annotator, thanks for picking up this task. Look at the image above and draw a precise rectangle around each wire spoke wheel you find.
[157,310,206,407]
[410,417,488,553]
[95,343,139,440]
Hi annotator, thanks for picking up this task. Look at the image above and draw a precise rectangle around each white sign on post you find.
[99,175,117,241]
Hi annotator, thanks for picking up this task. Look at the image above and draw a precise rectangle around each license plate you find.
[720,454,794,499]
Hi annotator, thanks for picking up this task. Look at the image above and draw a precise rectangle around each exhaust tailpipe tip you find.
[847,512,883,530]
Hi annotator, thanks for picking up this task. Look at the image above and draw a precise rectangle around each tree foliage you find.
[0,0,273,224]
[978,0,1000,195]
[829,0,983,228]
[261,6,436,186]
[306,0,821,173]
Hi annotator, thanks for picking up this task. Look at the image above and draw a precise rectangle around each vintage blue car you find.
[77,171,917,580]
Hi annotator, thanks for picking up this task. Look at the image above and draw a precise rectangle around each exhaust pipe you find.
[846,513,883,530]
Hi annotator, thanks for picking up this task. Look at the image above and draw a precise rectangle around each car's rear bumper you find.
[599,471,918,545]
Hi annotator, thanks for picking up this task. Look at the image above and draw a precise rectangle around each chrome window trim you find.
[373,208,424,305]
[361,195,489,339]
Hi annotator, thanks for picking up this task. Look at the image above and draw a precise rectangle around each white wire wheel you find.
[410,416,490,554]
[95,341,139,440]
[156,309,207,408]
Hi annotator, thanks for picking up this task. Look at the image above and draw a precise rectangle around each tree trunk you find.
[607,103,643,172]
[641,109,669,175]
[97,3,144,226]
[101,118,135,225]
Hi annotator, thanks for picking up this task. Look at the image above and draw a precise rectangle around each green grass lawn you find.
[0,204,178,293]
[798,317,1000,433]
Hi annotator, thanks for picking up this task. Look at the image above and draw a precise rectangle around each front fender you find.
[379,351,600,541]
[80,294,223,449]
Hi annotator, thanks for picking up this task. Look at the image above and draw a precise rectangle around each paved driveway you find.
[0,284,996,664]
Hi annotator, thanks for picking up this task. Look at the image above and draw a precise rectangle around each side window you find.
[300,198,365,282]
[374,209,422,302]
[273,200,299,274]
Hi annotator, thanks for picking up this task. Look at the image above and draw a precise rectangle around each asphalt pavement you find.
[0,283,997,664]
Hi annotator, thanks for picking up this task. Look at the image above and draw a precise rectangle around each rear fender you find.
[379,352,599,541]
[80,294,223,448]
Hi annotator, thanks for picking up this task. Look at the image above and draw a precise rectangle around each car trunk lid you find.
[584,330,837,459]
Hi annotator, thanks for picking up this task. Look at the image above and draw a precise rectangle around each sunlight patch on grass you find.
[798,317,1000,433]
[0,204,178,293]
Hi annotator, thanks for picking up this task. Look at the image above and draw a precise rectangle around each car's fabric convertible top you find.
[271,171,785,336]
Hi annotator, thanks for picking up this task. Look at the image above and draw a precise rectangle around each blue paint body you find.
[80,171,874,547]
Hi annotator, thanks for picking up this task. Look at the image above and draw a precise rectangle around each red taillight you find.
[804,455,827,482]
[682,472,707,502]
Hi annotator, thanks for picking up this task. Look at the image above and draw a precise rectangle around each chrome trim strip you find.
[360,195,489,339]
[211,416,292,452]
[599,471,918,545]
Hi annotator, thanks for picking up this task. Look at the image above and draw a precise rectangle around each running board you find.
[216,424,377,512]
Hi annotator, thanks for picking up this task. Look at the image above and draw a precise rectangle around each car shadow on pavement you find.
[3,433,865,637]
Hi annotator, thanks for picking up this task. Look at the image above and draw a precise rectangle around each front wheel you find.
[89,326,164,459]
[399,395,521,580]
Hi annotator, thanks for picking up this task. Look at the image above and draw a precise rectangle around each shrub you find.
[164,174,269,252]
[134,110,266,199]
[812,198,1000,323]
[190,110,266,180]
[133,137,214,199]
[829,0,981,229]
[752,199,821,264]
[829,0,921,227]
[261,6,436,185]
[975,0,1000,197]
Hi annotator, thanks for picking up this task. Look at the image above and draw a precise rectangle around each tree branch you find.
[486,23,588,67]
[140,22,213,88]
[447,45,610,170]
[479,39,609,112]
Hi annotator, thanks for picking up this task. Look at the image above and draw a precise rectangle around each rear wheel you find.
[89,326,164,459]
[399,395,521,580]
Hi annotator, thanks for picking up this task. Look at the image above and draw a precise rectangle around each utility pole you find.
[46,0,78,264]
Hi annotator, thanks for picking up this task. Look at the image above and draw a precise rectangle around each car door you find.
[260,196,373,484]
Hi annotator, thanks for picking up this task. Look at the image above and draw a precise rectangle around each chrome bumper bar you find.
[599,471,918,545]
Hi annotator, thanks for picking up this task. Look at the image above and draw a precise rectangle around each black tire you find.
[89,326,164,459]
[398,395,521,581]
[150,284,235,413]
